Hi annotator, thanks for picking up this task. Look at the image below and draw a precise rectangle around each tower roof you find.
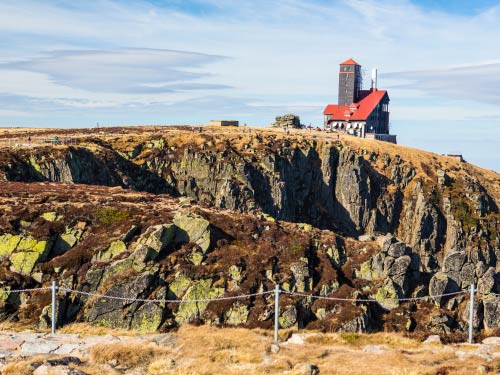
[339,58,360,66]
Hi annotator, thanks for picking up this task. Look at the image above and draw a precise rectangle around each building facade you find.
[323,59,396,143]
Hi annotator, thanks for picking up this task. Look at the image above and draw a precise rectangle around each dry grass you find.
[90,342,172,369]
[1,325,498,375]
[58,322,152,337]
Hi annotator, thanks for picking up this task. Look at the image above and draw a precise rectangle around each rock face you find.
[0,127,500,335]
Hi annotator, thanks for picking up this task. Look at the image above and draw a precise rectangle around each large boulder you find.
[175,279,224,324]
[443,252,466,272]
[387,242,408,258]
[173,213,211,253]
[132,224,176,265]
[429,272,459,306]
[477,268,499,294]
[86,273,156,329]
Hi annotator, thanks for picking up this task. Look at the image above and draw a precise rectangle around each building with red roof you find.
[323,59,396,143]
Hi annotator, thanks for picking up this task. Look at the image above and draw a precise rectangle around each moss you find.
[168,273,192,299]
[260,213,276,223]
[40,212,58,222]
[130,303,163,332]
[101,258,135,284]
[29,155,43,173]
[175,279,224,324]
[225,304,249,325]
[9,238,52,275]
[99,240,127,261]
[0,285,10,302]
[96,207,130,225]
[188,251,204,266]
[374,278,399,310]
[0,234,21,259]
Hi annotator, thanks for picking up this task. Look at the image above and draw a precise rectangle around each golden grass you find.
[2,361,33,375]
[58,322,153,337]
[90,342,172,369]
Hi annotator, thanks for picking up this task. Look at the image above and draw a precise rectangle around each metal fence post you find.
[274,284,280,343]
[468,283,475,344]
[51,281,57,335]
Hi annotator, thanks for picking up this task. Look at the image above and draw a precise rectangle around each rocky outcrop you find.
[1,127,500,336]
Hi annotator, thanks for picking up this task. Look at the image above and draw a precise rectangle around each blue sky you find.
[0,0,500,172]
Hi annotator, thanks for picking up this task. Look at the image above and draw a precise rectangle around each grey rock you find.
[21,340,60,354]
[429,272,459,306]
[460,263,476,288]
[478,268,497,294]
[443,252,466,272]
[483,299,500,330]
[53,344,80,355]
[388,255,411,276]
[387,242,407,258]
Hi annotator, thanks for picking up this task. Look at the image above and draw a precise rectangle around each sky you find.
[0,0,499,172]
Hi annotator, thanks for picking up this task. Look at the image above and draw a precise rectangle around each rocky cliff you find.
[1,126,500,335]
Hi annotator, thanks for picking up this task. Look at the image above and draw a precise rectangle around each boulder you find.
[429,272,459,306]
[133,224,176,263]
[130,302,164,332]
[443,252,466,272]
[478,268,498,294]
[377,234,396,253]
[460,263,476,288]
[387,255,411,276]
[225,304,249,325]
[375,278,400,309]
[483,298,500,330]
[387,242,408,258]
[173,213,211,253]
[339,312,370,333]
[279,305,298,329]
[97,240,127,261]
[175,279,224,324]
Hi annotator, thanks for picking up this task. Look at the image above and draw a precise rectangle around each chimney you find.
[371,68,378,90]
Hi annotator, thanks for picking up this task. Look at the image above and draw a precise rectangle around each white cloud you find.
[0,48,229,94]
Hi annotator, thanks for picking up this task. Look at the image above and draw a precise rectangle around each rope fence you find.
[0,282,485,343]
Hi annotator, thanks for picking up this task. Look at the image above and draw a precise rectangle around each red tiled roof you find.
[323,90,388,120]
[339,58,360,66]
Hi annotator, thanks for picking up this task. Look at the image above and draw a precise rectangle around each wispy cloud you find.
[384,62,500,104]
[0,48,229,94]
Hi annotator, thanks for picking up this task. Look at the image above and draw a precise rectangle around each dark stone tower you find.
[338,58,362,106]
